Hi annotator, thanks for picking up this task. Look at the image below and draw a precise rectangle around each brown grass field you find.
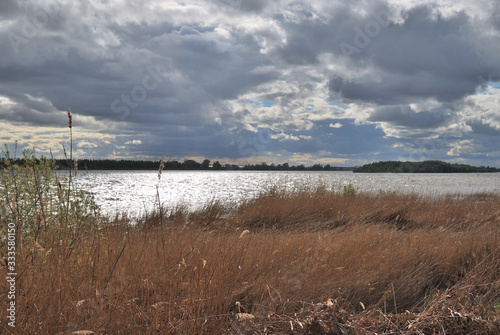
[2,188,500,334]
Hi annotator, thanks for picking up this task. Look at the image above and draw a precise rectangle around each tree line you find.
[0,158,353,171]
[3,157,498,173]
[353,160,500,173]
[70,159,353,171]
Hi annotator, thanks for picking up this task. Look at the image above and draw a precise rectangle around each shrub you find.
[342,183,357,197]
[1,143,99,252]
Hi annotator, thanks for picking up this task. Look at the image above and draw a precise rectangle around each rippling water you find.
[71,170,500,216]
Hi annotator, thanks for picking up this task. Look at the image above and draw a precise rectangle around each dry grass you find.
[2,189,500,334]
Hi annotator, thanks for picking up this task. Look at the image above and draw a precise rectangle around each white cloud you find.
[270,132,312,141]
[125,140,142,145]
[77,141,98,148]
[446,140,475,157]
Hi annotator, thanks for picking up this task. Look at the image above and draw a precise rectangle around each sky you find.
[1,0,500,167]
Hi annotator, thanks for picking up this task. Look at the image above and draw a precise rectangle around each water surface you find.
[71,170,500,216]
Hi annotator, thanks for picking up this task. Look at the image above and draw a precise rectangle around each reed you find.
[2,187,500,334]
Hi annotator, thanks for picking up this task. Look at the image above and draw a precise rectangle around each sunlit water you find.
[71,170,500,216]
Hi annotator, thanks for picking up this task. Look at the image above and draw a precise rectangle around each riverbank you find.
[2,189,500,334]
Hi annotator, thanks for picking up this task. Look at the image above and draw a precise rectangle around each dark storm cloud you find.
[1,0,499,166]
[367,105,452,129]
[277,34,319,65]
[134,125,238,158]
[470,121,500,137]
[329,73,480,105]
[153,28,277,99]
[1,2,271,131]
[0,0,20,19]
[279,120,393,156]
[328,5,500,104]
[0,94,63,126]
[215,0,270,13]
[491,2,500,31]
[271,1,394,65]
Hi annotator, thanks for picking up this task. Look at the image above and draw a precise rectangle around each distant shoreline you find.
[353,160,500,173]
[2,157,499,172]
[1,157,353,171]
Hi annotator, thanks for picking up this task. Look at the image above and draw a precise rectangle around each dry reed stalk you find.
[155,156,165,223]
[67,108,73,129]
[12,191,500,333]
[158,156,165,180]
[61,108,74,238]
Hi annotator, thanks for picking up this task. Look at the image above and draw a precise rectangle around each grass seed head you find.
[67,108,73,128]
[158,156,165,180]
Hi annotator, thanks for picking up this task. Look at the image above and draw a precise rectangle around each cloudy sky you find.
[1,0,500,167]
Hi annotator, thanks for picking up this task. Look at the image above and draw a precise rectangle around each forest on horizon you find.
[2,157,499,172]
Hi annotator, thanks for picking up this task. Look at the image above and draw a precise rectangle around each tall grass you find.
[2,185,500,333]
